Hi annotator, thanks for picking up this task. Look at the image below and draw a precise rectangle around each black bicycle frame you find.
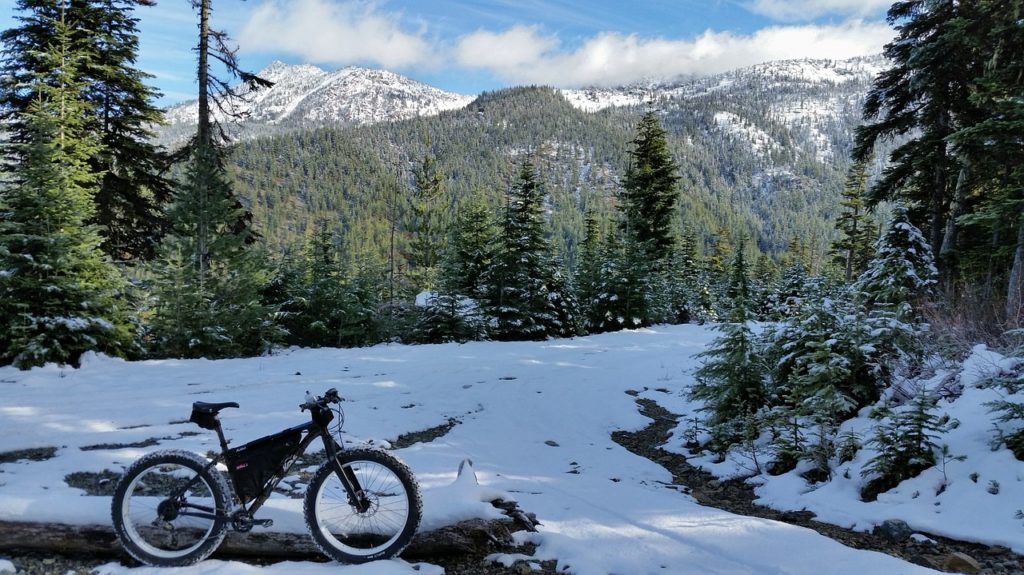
[171,404,369,523]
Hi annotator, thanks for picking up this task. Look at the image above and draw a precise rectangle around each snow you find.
[0,325,1011,573]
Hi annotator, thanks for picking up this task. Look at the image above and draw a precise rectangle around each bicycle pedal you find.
[252,518,273,528]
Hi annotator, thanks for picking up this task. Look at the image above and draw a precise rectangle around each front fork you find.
[321,433,371,513]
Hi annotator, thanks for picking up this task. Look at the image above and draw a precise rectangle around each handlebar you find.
[300,388,342,411]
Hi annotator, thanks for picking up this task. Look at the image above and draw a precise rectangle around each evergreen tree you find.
[405,152,448,291]
[619,110,681,265]
[854,0,983,259]
[831,159,876,282]
[484,160,557,341]
[1,0,172,262]
[145,0,277,358]
[0,8,135,367]
[575,210,603,327]
[861,388,954,499]
[690,242,766,445]
[855,205,938,319]
[588,228,660,333]
[145,143,279,357]
[271,221,368,348]
[441,191,499,302]
[950,0,1024,325]
[664,229,702,324]
[749,253,779,320]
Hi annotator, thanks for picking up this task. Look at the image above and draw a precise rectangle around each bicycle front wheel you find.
[304,448,422,563]
[111,449,231,566]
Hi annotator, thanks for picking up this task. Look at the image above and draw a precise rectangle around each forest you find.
[1,0,1023,494]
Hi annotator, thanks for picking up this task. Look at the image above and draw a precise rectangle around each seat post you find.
[213,419,231,453]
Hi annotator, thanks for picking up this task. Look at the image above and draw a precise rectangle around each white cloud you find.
[745,0,894,21]
[238,0,436,69]
[454,20,893,88]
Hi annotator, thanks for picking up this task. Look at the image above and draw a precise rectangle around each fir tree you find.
[854,0,983,259]
[831,159,875,282]
[441,191,499,302]
[146,143,279,357]
[145,0,277,358]
[619,110,681,266]
[588,228,659,333]
[1,0,172,262]
[861,388,955,499]
[405,152,448,292]
[575,210,603,328]
[0,8,135,367]
[690,241,766,442]
[950,1,1024,325]
[485,160,558,341]
[854,205,938,319]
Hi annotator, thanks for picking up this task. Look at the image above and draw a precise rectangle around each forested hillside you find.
[217,57,884,270]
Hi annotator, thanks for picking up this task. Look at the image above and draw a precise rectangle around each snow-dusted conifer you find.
[0,10,135,368]
[855,205,938,319]
[690,240,766,446]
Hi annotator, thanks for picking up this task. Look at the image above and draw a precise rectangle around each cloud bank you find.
[240,0,893,88]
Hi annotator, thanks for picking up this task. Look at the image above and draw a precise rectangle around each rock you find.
[514,561,534,575]
[942,552,982,574]
[908,554,944,570]
[873,519,913,544]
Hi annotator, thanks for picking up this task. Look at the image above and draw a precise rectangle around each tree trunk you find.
[1006,206,1024,328]
[0,517,519,560]
[940,163,970,296]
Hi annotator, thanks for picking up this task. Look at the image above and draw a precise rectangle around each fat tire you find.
[304,448,422,563]
[111,449,231,567]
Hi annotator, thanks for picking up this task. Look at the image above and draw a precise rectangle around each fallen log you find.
[0,517,516,559]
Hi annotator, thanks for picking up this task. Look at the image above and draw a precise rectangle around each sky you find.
[0,0,896,107]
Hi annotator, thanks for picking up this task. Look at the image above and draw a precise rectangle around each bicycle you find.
[110,388,422,567]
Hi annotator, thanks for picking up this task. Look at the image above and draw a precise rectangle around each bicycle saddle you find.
[191,401,239,414]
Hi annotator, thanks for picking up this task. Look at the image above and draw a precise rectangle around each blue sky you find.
[1,0,895,106]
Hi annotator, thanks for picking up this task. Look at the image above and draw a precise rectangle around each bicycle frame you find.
[169,403,370,526]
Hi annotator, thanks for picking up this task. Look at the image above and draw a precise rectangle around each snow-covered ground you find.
[0,325,1018,574]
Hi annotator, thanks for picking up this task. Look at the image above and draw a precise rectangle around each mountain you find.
[158,57,883,151]
[157,62,474,145]
[163,56,888,269]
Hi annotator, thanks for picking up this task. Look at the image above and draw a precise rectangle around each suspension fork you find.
[322,432,371,513]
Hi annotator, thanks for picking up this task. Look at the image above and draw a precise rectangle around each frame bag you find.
[226,429,301,503]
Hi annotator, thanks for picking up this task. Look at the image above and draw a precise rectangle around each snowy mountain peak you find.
[160,61,474,139]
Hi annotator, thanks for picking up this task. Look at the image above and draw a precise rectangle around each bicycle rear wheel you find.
[304,448,422,563]
[111,449,231,566]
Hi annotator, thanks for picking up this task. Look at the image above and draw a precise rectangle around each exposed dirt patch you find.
[391,417,461,449]
[0,447,57,464]
[613,396,1024,575]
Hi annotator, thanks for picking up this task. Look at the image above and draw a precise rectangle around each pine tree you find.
[854,0,983,260]
[1,0,172,262]
[0,7,135,367]
[831,159,876,282]
[689,240,766,443]
[145,0,277,358]
[405,152,448,292]
[441,191,499,302]
[484,160,556,341]
[619,110,681,266]
[146,143,278,357]
[855,205,938,319]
